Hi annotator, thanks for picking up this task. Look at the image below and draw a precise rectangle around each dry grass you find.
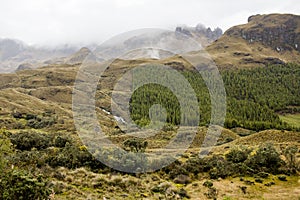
[206,14,300,69]
[206,35,300,69]
[186,176,300,200]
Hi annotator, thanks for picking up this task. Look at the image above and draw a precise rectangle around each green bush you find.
[0,136,12,170]
[203,180,213,188]
[278,175,287,181]
[246,143,282,173]
[46,142,104,170]
[0,170,51,200]
[0,134,50,200]
[283,145,299,173]
[225,146,251,163]
[123,138,148,153]
[27,116,55,129]
[54,135,70,148]
[10,131,52,151]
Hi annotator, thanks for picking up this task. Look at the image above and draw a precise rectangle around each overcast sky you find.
[0,0,299,46]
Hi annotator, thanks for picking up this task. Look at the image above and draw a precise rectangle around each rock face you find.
[175,24,223,45]
[226,14,300,52]
[95,24,222,60]
[16,63,33,71]
[206,14,300,68]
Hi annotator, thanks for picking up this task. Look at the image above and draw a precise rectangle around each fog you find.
[0,0,299,46]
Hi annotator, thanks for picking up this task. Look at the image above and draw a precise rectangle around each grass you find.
[206,14,300,69]
[280,114,300,128]
[0,41,299,199]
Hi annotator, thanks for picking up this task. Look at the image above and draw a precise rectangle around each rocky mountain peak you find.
[175,24,223,45]
[206,13,300,68]
[226,13,300,52]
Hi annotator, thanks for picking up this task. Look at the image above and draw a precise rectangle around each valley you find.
[0,13,300,200]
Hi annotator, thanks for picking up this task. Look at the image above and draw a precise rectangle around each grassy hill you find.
[0,13,300,200]
[207,14,300,68]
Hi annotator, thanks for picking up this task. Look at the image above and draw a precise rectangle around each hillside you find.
[207,14,300,68]
[0,13,299,200]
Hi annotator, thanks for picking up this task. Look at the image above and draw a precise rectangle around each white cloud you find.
[0,0,299,46]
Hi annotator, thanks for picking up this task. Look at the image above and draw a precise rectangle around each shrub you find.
[184,157,206,175]
[27,117,55,129]
[178,188,190,198]
[256,172,269,178]
[12,111,23,119]
[10,131,52,150]
[167,161,188,179]
[203,180,213,188]
[0,136,12,170]
[204,186,218,200]
[207,156,237,179]
[0,137,51,199]
[123,138,148,153]
[246,143,282,174]
[54,135,70,148]
[283,145,299,173]
[46,142,104,170]
[264,182,275,187]
[255,178,263,183]
[225,146,250,163]
[0,170,51,200]
[162,123,176,132]
[278,175,287,181]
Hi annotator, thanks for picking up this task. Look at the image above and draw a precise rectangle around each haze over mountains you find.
[1,13,300,74]
[0,24,222,73]
[0,38,78,73]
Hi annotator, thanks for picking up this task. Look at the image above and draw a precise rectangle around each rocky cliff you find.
[227,14,300,52]
[176,24,222,46]
[207,13,300,68]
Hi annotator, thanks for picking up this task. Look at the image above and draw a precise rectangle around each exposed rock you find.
[206,13,300,68]
[227,14,300,52]
[175,24,223,45]
[16,63,33,71]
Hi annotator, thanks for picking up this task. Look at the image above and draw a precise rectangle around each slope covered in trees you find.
[130,63,300,131]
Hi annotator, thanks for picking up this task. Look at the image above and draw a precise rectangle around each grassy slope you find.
[0,51,299,199]
[280,114,300,128]
[206,14,300,69]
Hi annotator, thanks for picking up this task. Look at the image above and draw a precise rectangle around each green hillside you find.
[130,63,300,131]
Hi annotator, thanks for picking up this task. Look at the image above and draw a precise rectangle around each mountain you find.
[94,25,222,60]
[0,14,299,199]
[0,38,26,60]
[207,13,300,68]
[0,39,78,73]
[0,23,221,73]
[175,24,222,46]
[64,47,92,65]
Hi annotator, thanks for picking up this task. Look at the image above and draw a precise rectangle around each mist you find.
[0,0,299,46]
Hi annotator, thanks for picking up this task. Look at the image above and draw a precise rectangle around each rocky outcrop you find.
[175,24,222,45]
[16,63,33,71]
[226,14,300,52]
[206,13,300,68]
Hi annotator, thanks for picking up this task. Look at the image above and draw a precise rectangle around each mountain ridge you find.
[206,13,300,68]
